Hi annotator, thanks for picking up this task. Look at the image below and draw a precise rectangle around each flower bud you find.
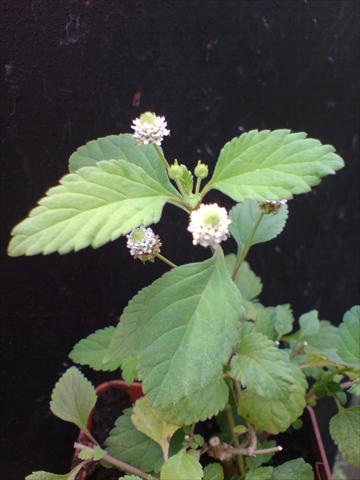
[194,160,209,179]
[168,160,182,180]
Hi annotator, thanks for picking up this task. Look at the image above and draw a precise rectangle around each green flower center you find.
[203,211,221,227]
[140,112,156,126]
[130,229,145,243]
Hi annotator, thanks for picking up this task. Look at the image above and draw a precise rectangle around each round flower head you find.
[126,226,161,262]
[131,112,170,146]
[260,199,287,215]
[188,203,231,249]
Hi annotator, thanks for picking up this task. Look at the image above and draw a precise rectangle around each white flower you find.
[131,112,170,146]
[126,226,161,262]
[260,199,287,214]
[188,203,231,248]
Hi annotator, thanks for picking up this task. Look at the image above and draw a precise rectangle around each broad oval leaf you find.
[229,200,288,252]
[106,250,243,408]
[230,333,293,400]
[8,159,181,256]
[330,406,360,467]
[272,458,314,480]
[160,450,203,480]
[50,367,96,436]
[105,408,163,473]
[337,306,360,368]
[205,129,344,201]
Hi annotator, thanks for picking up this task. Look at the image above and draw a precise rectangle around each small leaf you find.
[69,327,119,371]
[26,463,86,480]
[160,450,203,480]
[330,406,360,467]
[122,357,138,385]
[50,367,96,436]
[245,466,273,480]
[349,377,360,396]
[233,424,248,435]
[229,200,288,254]
[203,463,224,480]
[272,304,294,337]
[225,254,262,300]
[272,459,313,479]
[337,306,360,368]
[105,408,163,473]
[132,397,180,460]
[206,129,343,201]
[299,311,320,337]
[230,333,293,400]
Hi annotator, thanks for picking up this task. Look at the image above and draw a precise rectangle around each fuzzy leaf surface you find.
[225,254,262,300]
[160,450,203,480]
[229,199,288,251]
[203,463,224,480]
[230,333,293,400]
[272,459,314,480]
[237,363,307,434]
[105,408,163,473]
[50,367,96,435]
[337,306,360,368]
[8,159,180,256]
[107,250,243,407]
[26,463,86,480]
[69,327,119,371]
[245,467,273,480]
[330,406,360,467]
[206,129,343,201]
[299,311,320,337]
[272,305,294,337]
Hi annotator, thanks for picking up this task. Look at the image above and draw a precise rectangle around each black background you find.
[1,1,359,479]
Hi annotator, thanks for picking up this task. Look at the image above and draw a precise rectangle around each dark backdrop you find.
[1,1,359,479]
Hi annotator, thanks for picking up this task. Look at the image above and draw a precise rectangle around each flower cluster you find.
[188,203,231,249]
[131,112,170,146]
[126,226,161,262]
[260,199,287,214]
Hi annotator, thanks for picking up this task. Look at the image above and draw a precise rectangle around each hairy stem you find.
[154,144,170,169]
[155,253,177,268]
[232,212,264,280]
[74,442,157,480]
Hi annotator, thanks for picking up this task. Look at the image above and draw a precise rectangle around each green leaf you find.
[225,254,262,300]
[349,377,360,396]
[206,129,343,201]
[26,463,86,480]
[160,450,203,480]
[245,441,276,470]
[272,304,294,337]
[299,311,320,337]
[50,367,96,436]
[245,467,273,480]
[132,396,180,459]
[107,250,243,408]
[122,357,138,385]
[238,363,307,434]
[68,133,171,187]
[302,320,341,364]
[337,306,360,368]
[160,379,229,425]
[78,446,107,461]
[69,327,120,371]
[230,333,293,400]
[272,458,314,480]
[203,463,224,480]
[8,159,180,256]
[105,408,163,473]
[253,304,277,340]
[330,406,360,467]
[229,200,288,252]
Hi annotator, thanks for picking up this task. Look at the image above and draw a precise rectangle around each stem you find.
[154,144,170,169]
[74,442,157,480]
[224,404,246,477]
[229,445,283,456]
[195,177,201,194]
[232,213,264,281]
[155,253,177,268]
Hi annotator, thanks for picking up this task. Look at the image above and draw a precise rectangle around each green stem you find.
[155,253,177,269]
[224,404,246,478]
[232,213,264,281]
[154,144,170,169]
[195,177,202,195]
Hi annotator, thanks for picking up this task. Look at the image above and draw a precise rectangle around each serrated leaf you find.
[299,311,320,337]
[26,462,86,480]
[229,200,288,253]
[203,463,224,480]
[230,333,293,400]
[225,254,262,300]
[107,250,243,408]
[272,304,294,337]
[160,379,229,425]
[245,441,276,470]
[160,450,203,480]
[50,367,96,436]
[253,304,277,340]
[272,458,314,480]
[132,397,180,459]
[122,357,138,385]
[78,446,106,461]
[69,327,119,371]
[330,406,360,467]
[206,129,343,202]
[349,377,360,396]
[337,306,360,368]
[238,363,307,434]
[105,408,163,473]
[8,159,180,256]
[304,321,341,364]
[245,467,273,480]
